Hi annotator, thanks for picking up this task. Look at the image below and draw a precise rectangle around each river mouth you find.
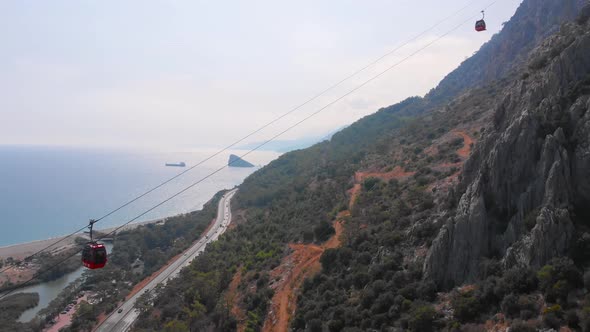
[16,243,113,323]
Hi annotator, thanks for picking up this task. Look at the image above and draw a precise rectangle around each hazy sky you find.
[0,0,523,149]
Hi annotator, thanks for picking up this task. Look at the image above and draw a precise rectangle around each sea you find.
[0,145,280,247]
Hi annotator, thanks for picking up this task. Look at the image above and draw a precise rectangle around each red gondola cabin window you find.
[476,19,487,32]
[82,242,107,269]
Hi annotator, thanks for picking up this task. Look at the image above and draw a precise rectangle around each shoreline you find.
[0,189,227,294]
[0,193,223,261]
[0,218,167,261]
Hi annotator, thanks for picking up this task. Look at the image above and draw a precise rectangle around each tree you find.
[164,320,189,332]
[452,291,481,322]
[320,249,339,271]
[70,301,97,331]
[308,319,323,332]
[408,305,437,332]
[314,221,335,242]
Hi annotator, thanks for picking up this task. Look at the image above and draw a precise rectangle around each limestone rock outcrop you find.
[424,15,590,288]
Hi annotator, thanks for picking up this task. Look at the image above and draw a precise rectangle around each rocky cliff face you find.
[424,12,590,288]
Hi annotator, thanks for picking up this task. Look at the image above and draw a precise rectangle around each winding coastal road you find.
[95,189,237,332]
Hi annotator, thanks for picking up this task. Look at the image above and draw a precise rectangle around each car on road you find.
[118,308,123,313]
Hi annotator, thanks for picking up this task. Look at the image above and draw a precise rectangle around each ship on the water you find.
[165,162,186,167]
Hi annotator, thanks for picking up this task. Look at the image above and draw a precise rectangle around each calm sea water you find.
[0,145,279,246]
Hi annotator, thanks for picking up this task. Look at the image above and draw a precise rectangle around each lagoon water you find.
[15,243,113,322]
[0,145,279,247]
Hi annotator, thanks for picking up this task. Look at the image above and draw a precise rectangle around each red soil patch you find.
[458,284,477,294]
[337,211,351,219]
[263,244,323,332]
[453,130,474,158]
[262,220,344,332]
[226,270,246,332]
[355,166,415,183]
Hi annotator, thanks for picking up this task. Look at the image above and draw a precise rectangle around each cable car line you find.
[0,0,488,277]
[0,1,502,301]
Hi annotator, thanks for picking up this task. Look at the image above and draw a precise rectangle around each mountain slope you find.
[131,1,590,331]
[327,0,586,154]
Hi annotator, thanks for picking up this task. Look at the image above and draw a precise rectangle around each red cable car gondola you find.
[82,242,107,269]
[82,219,108,269]
[476,10,487,32]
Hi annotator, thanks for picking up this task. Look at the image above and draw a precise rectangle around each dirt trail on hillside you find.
[226,270,246,332]
[453,130,474,158]
[428,130,476,193]
[355,166,415,182]
[262,220,344,332]
[434,131,475,169]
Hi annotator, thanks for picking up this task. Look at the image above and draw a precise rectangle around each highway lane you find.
[95,189,237,332]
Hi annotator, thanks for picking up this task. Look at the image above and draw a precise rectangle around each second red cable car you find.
[476,10,487,32]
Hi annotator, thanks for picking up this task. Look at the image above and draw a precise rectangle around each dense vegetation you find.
[130,83,487,331]
[62,195,221,331]
[0,249,80,293]
[130,61,498,332]
[0,292,39,331]
[0,194,221,331]
[5,1,587,331]
[134,144,357,331]
[133,5,590,330]
[293,178,440,331]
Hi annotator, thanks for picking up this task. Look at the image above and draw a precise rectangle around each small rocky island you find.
[228,154,255,168]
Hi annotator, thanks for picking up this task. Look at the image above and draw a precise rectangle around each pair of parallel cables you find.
[0,0,501,301]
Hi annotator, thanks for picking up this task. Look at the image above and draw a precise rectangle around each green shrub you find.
[314,221,335,242]
[408,305,437,332]
[452,291,482,322]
